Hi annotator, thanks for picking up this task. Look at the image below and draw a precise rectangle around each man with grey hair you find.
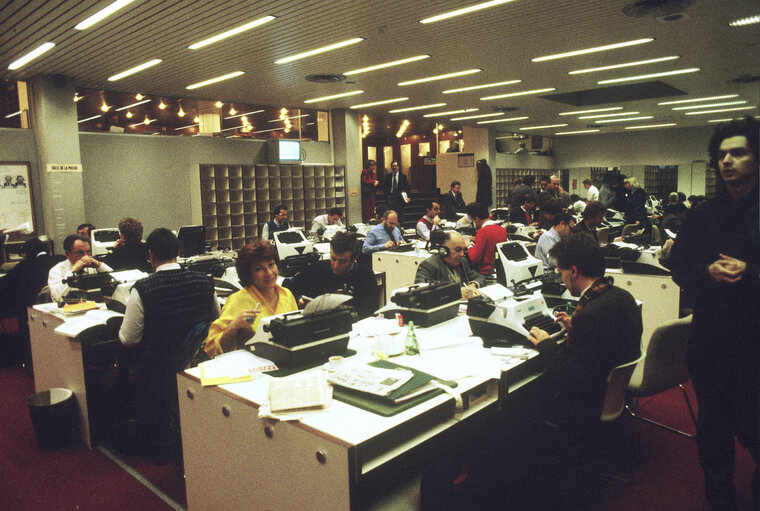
[415,231,486,300]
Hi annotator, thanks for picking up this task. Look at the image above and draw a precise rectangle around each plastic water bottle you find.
[405,321,419,355]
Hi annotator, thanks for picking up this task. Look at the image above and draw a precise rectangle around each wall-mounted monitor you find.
[267,138,302,163]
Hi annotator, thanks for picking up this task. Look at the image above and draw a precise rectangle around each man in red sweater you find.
[466,202,507,276]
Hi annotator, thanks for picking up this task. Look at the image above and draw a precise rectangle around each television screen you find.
[177,225,206,257]
[279,140,301,161]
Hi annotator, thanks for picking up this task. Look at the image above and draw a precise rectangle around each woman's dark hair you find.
[236,240,278,288]
[118,216,143,244]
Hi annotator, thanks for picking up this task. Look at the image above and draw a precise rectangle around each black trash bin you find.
[27,388,78,450]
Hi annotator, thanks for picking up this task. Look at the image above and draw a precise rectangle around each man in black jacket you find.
[382,161,410,218]
[439,181,466,221]
[669,116,759,511]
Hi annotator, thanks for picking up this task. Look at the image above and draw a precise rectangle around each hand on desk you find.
[553,311,572,330]
[461,283,480,300]
[527,326,550,346]
[384,240,397,249]
[709,254,746,284]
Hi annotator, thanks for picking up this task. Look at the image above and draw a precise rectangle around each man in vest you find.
[416,200,441,241]
[261,205,290,240]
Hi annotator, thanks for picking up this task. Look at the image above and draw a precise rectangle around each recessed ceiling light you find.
[555,129,601,135]
[597,68,700,84]
[532,38,653,62]
[398,69,481,86]
[420,0,516,24]
[672,100,748,111]
[275,38,363,64]
[450,113,504,120]
[481,88,555,100]
[344,55,430,75]
[423,108,479,117]
[115,99,151,111]
[658,94,739,105]
[729,14,760,26]
[442,80,522,94]
[389,103,447,113]
[186,71,245,90]
[624,123,677,129]
[108,59,163,81]
[558,107,623,115]
[594,116,654,123]
[8,42,55,70]
[350,97,409,109]
[578,111,640,119]
[304,90,365,103]
[75,0,134,30]
[477,116,529,124]
[568,56,679,74]
[519,124,568,130]
[188,16,276,49]
[684,106,757,115]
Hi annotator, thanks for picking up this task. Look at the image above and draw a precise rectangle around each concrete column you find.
[330,109,362,224]
[29,75,85,250]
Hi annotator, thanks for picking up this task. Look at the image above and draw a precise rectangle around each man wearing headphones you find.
[287,231,379,319]
[415,231,486,300]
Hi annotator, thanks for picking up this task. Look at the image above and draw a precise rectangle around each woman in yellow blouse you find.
[203,240,297,359]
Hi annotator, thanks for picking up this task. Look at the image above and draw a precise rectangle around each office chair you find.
[600,355,645,422]
[650,224,661,244]
[625,316,696,438]
[620,224,640,238]
[596,226,610,244]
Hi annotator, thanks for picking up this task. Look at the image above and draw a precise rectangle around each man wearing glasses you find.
[415,231,485,300]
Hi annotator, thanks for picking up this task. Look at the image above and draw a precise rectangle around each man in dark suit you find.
[508,195,538,226]
[382,161,410,219]
[508,175,538,212]
[439,181,466,221]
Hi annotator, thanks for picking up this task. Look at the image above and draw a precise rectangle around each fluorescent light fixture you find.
[350,97,409,109]
[188,16,276,49]
[174,124,199,130]
[477,116,529,124]
[115,99,151,111]
[450,113,504,120]
[186,71,245,90]
[481,88,555,100]
[389,103,447,113]
[423,108,479,118]
[220,125,244,132]
[129,118,156,128]
[225,109,265,120]
[304,90,364,103]
[598,68,700,84]
[555,129,601,135]
[532,38,653,62]
[672,101,748,111]
[253,127,286,134]
[578,111,641,119]
[559,107,623,115]
[77,115,102,124]
[8,42,55,70]
[398,69,481,86]
[707,118,735,123]
[442,80,522,94]
[420,0,516,24]
[344,55,429,75]
[594,116,654,123]
[684,106,757,115]
[75,0,134,30]
[108,59,162,81]
[267,114,310,122]
[275,38,363,64]
[519,124,568,130]
[729,14,760,26]
[4,111,21,119]
[624,123,677,130]
[569,56,679,74]
[658,94,739,105]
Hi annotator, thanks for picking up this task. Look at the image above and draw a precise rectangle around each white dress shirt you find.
[586,185,599,202]
[310,214,344,233]
[48,258,113,302]
[416,215,436,240]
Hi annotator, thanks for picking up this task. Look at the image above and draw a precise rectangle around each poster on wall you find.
[0,162,36,234]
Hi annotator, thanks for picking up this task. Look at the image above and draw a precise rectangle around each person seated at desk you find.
[362,209,405,254]
[77,223,95,239]
[48,234,113,302]
[310,207,344,235]
[467,202,507,276]
[261,204,290,240]
[508,194,538,226]
[118,228,219,462]
[572,201,605,242]
[439,181,466,221]
[660,202,688,235]
[535,213,575,272]
[104,216,151,272]
[415,231,486,300]
[416,200,441,241]
[287,231,379,319]
[203,240,297,359]
[536,198,562,231]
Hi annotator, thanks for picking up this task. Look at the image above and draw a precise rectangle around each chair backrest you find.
[628,315,692,397]
[600,355,644,422]
[650,224,661,243]
[35,285,52,304]
[596,226,610,244]
[620,224,639,237]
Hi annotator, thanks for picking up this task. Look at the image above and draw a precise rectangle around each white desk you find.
[178,315,532,511]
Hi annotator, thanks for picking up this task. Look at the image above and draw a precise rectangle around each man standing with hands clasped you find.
[669,116,759,511]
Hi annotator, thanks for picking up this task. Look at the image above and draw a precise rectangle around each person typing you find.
[362,209,405,254]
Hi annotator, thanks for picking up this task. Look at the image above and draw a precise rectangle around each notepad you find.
[199,350,277,386]
[269,371,329,414]
[54,308,123,337]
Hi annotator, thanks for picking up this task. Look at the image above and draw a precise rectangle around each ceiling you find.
[2,0,758,139]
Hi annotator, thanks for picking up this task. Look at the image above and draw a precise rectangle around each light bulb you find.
[215,101,223,108]
[100,101,110,112]
[135,93,143,100]
[158,101,166,110]
[229,106,237,115]
[178,107,185,117]
[126,110,133,118]
[193,116,200,123]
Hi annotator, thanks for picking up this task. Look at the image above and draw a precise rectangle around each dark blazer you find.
[508,184,538,211]
[508,206,536,225]
[414,253,487,288]
[0,252,59,316]
[439,191,466,221]
[104,242,152,273]
[383,171,410,213]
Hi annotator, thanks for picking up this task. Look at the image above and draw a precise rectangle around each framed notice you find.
[0,161,35,233]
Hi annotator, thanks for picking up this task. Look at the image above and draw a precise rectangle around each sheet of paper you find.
[269,370,328,413]
[199,350,277,386]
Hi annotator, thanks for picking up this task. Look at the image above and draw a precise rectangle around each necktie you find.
[392,174,397,194]
[524,210,532,224]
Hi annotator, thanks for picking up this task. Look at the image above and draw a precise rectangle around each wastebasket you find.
[27,388,78,450]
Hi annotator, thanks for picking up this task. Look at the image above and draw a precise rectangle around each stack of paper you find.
[199,350,278,386]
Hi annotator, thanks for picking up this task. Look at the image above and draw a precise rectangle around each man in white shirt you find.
[310,207,344,235]
[583,179,599,203]
[416,200,441,240]
[534,213,575,271]
[48,234,112,301]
